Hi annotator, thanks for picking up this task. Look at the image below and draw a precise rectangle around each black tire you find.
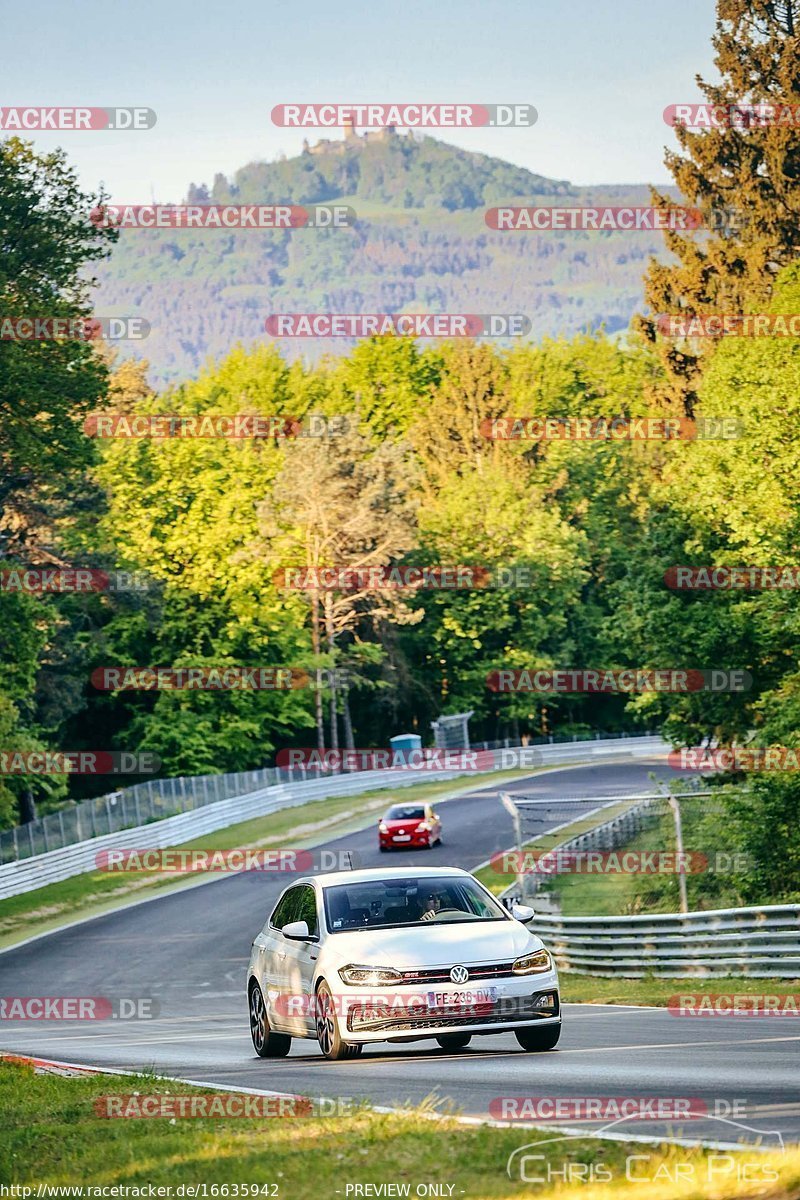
[514,1022,561,1052]
[315,982,363,1060]
[249,981,291,1058]
[379,845,389,852]
[436,1033,472,1051]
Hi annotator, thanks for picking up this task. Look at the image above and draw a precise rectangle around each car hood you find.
[322,920,543,968]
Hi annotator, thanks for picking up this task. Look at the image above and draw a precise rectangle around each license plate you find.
[392,835,412,842]
[426,987,498,1009]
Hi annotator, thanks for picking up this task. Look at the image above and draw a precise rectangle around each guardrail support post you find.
[668,794,689,914]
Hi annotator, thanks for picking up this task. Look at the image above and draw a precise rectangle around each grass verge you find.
[559,973,800,1006]
[1,1059,797,1199]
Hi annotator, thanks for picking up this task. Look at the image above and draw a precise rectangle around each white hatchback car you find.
[247,866,560,1060]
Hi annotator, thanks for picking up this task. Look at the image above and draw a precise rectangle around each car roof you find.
[298,866,472,889]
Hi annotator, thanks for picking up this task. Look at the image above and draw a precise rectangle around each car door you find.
[258,885,303,1030]
[279,884,321,1036]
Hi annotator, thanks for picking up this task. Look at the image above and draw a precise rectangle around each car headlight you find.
[378,822,388,833]
[338,964,403,986]
[415,821,430,832]
[512,949,552,975]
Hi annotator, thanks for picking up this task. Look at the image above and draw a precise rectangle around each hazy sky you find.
[4,0,717,201]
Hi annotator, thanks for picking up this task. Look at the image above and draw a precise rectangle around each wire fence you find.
[0,764,317,865]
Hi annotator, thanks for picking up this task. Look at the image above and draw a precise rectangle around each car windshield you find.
[323,876,508,931]
[385,806,425,820]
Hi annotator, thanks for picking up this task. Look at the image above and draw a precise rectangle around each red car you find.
[378,802,442,850]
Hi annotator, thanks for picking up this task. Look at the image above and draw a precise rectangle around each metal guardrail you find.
[0,735,667,900]
[500,795,800,978]
[0,767,282,865]
[531,905,800,978]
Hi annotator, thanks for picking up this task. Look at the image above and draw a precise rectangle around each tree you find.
[0,137,117,554]
[638,0,800,411]
[257,424,421,750]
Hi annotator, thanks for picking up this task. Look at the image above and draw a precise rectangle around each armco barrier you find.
[530,904,800,978]
[0,735,666,900]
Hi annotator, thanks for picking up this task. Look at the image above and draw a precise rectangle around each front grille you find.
[397,963,516,984]
[347,990,559,1033]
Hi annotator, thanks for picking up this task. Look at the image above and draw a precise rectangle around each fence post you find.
[12,826,19,862]
[58,811,66,848]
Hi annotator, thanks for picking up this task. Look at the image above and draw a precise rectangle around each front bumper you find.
[379,833,430,848]
[336,974,560,1043]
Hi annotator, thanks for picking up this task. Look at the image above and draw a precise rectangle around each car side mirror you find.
[511,903,535,923]
[282,920,318,941]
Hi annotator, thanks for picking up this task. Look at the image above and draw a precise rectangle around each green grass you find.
[2,1060,797,1199]
[0,764,563,950]
[559,973,800,1006]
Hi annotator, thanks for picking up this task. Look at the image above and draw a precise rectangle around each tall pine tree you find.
[637,0,800,411]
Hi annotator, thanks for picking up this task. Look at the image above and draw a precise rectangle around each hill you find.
[94,133,672,385]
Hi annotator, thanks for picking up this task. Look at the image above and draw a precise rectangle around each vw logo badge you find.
[450,965,469,984]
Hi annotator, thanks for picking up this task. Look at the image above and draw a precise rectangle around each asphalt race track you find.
[2,756,799,1149]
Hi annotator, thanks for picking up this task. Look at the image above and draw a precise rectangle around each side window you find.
[296,885,319,937]
[270,886,302,930]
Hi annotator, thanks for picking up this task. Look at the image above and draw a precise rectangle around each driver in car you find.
[420,889,447,921]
